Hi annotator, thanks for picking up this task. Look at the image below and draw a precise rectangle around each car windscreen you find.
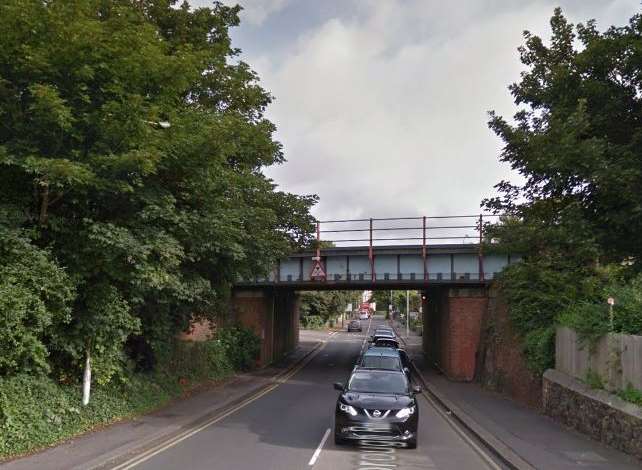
[362,356,401,370]
[348,371,408,394]
[373,334,394,341]
[374,340,398,348]
[374,330,393,337]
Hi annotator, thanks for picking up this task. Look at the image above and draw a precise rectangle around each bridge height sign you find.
[310,258,326,281]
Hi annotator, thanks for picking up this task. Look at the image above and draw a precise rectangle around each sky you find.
[191,0,639,225]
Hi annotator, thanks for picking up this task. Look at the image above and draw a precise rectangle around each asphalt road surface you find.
[124,318,500,470]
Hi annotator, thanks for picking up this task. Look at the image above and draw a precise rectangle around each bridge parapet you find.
[236,244,520,289]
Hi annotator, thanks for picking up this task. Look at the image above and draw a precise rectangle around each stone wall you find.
[543,369,642,460]
[477,285,542,409]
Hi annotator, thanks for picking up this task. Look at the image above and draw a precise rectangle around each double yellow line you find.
[107,341,328,470]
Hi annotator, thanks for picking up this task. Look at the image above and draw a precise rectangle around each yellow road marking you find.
[109,341,328,470]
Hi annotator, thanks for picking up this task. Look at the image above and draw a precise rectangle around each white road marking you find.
[359,317,373,355]
[308,428,331,466]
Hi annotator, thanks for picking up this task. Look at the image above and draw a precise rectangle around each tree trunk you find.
[82,345,91,406]
[39,180,49,226]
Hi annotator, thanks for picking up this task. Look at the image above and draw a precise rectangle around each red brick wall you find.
[178,319,215,341]
[233,291,273,366]
[423,288,487,381]
[478,287,542,408]
[231,289,300,367]
[444,294,487,381]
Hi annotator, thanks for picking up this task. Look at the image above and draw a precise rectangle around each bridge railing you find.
[313,214,501,282]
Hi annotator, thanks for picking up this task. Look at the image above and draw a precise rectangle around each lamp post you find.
[607,296,616,389]
[406,290,410,338]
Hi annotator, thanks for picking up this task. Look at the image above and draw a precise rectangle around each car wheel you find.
[334,432,346,446]
[406,437,417,449]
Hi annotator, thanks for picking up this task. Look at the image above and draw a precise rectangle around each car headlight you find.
[395,406,416,418]
[339,403,358,416]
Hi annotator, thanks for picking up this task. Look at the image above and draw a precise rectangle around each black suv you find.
[333,369,420,448]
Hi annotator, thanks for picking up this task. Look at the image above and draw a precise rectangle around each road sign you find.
[607,297,615,305]
[310,260,326,280]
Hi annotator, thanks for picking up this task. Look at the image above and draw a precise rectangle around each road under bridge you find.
[230,215,519,381]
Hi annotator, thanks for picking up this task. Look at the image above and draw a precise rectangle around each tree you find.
[484,8,642,372]
[299,291,357,322]
[369,290,420,313]
[0,0,316,399]
[0,226,74,376]
[485,8,642,266]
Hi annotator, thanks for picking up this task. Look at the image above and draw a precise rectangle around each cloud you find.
[195,0,641,222]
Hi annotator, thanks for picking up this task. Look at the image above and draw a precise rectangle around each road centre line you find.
[107,341,328,470]
[308,428,331,466]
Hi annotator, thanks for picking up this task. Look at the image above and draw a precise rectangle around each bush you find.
[0,373,179,458]
[559,272,642,347]
[155,339,233,381]
[300,315,324,330]
[0,329,261,460]
[217,326,261,371]
[617,384,642,407]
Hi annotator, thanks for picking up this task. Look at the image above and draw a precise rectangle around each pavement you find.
[2,320,502,470]
[389,318,642,470]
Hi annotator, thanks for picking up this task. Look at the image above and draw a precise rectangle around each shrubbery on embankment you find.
[0,327,260,460]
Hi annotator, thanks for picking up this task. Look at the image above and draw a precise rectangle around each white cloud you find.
[243,0,640,222]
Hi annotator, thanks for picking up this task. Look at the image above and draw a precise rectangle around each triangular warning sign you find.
[310,260,326,280]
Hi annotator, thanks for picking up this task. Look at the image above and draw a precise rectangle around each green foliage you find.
[369,290,421,313]
[584,369,604,390]
[300,315,325,330]
[216,326,261,371]
[0,374,175,458]
[299,291,356,322]
[0,329,259,459]
[560,273,642,347]
[485,8,642,265]
[0,0,315,383]
[485,8,642,374]
[0,227,74,376]
[617,384,642,407]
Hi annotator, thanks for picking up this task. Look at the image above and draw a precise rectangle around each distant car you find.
[359,312,369,320]
[333,369,420,448]
[347,320,362,332]
[355,347,410,377]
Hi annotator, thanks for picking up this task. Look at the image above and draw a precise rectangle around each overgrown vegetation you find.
[485,8,642,374]
[0,0,314,384]
[617,384,642,407]
[299,291,357,326]
[299,315,325,330]
[0,326,258,459]
[0,0,314,457]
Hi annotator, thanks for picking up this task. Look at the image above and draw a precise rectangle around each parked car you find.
[347,319,362,332]
[359,312,369,320]
[371,337,401,349]
[369,331,395,344]
[373,327,395,338]
[333,369,420,448]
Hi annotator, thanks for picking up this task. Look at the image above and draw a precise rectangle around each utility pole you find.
[406,290,410,338]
